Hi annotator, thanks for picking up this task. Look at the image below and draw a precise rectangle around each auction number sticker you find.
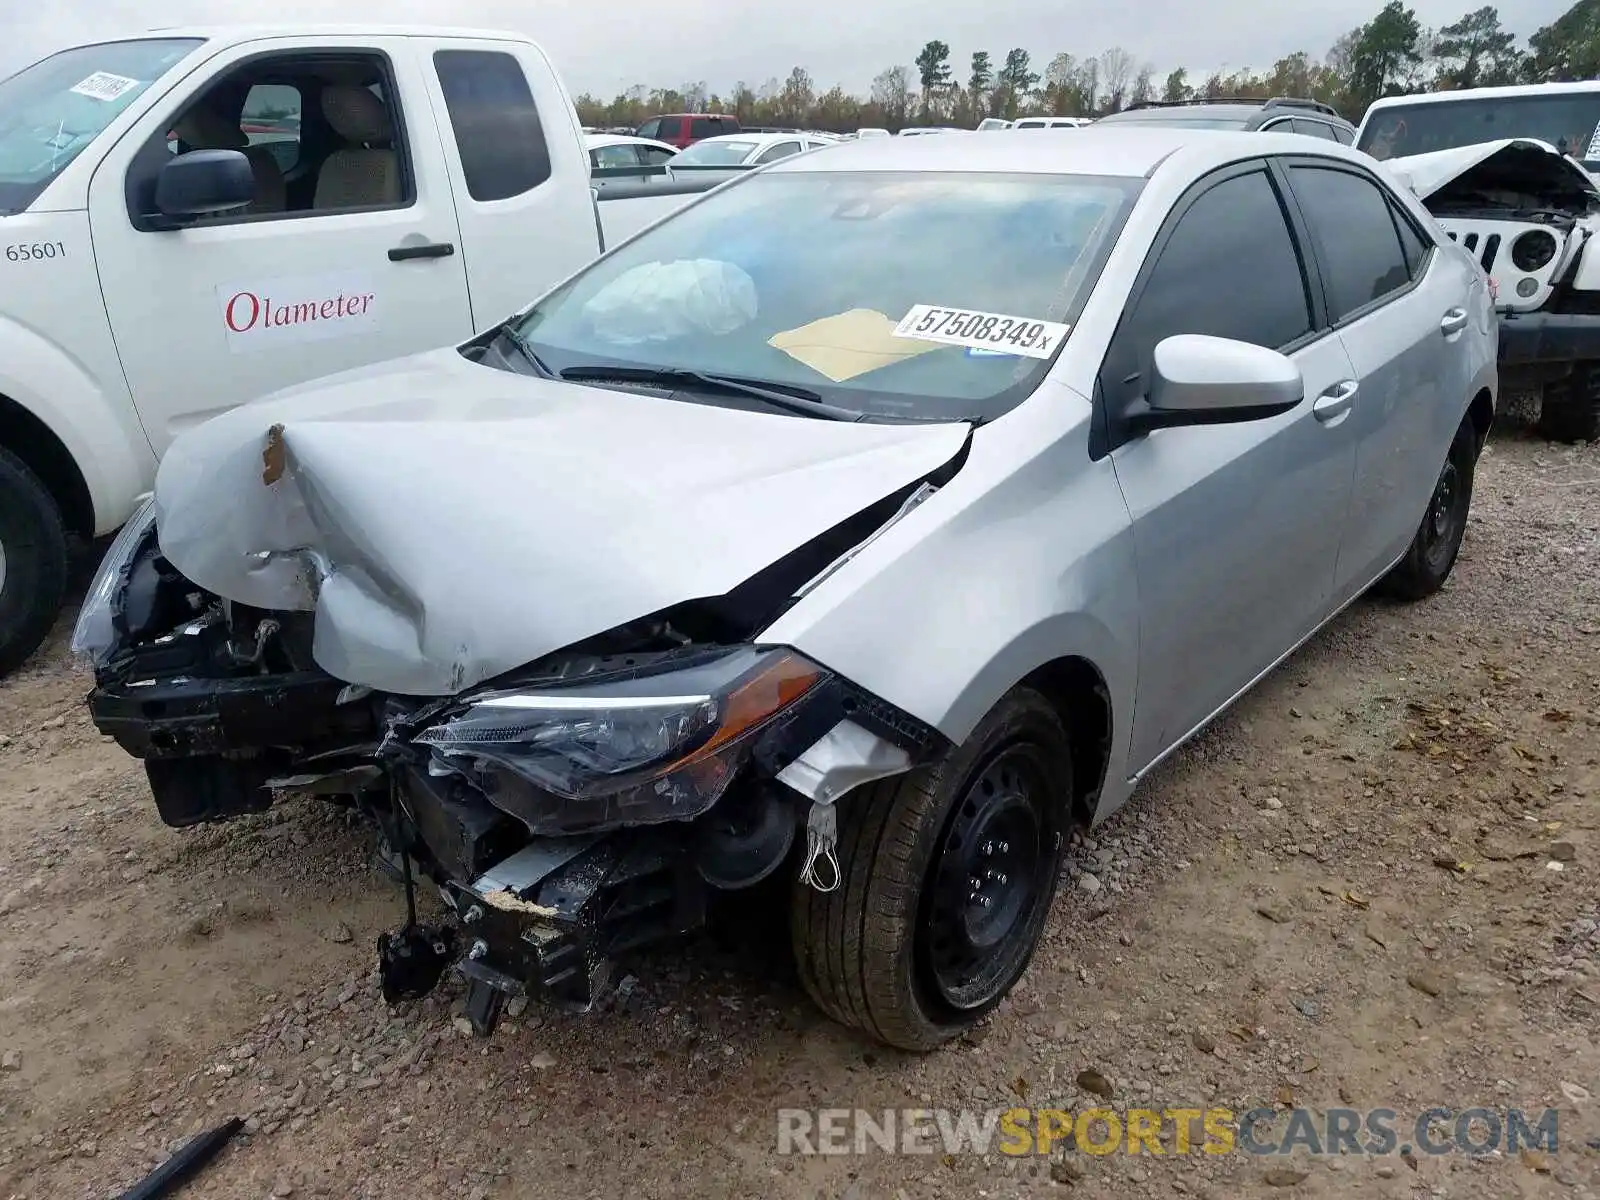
[69,71,142,102]
[893,304,1069,359]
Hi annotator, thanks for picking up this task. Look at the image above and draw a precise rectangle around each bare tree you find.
[1098,46,1135,111]
[1130,62,1156,105]
[871,65,914,127]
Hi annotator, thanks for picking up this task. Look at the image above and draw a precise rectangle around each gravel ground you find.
[0,420,1596,1199]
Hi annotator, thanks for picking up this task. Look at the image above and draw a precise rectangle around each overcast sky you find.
[5,0,1575,100]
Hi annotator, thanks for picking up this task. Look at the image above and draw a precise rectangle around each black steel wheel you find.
[1380,416,1476,602]
[791,688,1072,1050]
[920,744,1055,1011]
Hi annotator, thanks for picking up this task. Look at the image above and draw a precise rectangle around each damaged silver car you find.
[78,129,1497,1050]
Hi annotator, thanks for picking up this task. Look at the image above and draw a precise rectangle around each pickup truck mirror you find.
[153,149,255,222]
[1129,334,1304,434]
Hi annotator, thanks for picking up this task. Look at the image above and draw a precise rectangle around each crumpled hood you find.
[154,347,969,696]
[1386,137,1599,201]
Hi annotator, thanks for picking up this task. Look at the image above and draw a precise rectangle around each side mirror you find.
[1130,334,1303,433]
[153,149,254,222]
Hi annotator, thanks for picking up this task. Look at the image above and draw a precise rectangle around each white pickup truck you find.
[0,25,721,675]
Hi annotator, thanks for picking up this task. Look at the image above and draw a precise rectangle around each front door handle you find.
[1312,379,1359,424]
[388,241,455,262]
[1440,307,1469,336]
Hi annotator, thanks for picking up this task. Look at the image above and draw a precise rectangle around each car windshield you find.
[1359,93,1600,160]
[672,139,758,165]
[505,170,1141,423]
[0,37,202,214]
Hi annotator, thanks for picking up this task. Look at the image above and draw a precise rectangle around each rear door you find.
[1279,157,1465,603]
[418,37,602,332]
[1104,161,1360,773]
[89,35,472,455]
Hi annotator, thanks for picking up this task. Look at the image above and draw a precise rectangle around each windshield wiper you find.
[559,365,863,421]
[495,325,555,378]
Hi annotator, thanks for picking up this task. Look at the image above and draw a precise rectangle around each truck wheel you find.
[0,447,69,677]
[790,688,1071,1050]
[1380,416,1476,603]
[1539,366,1600,443]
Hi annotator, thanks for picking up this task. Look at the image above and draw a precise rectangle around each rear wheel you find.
[1539,365,1600,443]
[0,447,69,678]
[1380,416,1476,602]
[790,688,1071,1050]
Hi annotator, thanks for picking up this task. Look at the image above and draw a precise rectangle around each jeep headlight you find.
[415,646,825,834]
[70,497,158,667]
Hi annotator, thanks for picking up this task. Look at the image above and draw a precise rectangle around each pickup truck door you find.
[411,36,603,332]
[1102,162,1359,776]
[85,34,473,455]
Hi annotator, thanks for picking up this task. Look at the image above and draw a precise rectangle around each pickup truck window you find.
[126,53,415,228]
[0,37,201,214]
[509,170,1140,423]
[433,50,552,202]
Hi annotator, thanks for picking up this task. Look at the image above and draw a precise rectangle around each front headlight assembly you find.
[70,497,159,667]
[414,646,827,835]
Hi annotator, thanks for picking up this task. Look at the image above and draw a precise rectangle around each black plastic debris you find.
[117,1116,241,1200]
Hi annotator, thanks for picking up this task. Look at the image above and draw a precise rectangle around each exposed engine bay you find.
[82,506,950,1033]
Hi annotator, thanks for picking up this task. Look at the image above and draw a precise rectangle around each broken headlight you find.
[414,647,825,835]
[70,497,159,667]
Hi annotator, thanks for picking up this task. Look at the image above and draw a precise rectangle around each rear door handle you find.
[1440,307,1469,336]
[388,242,455,262]
[1312,379,1358,424]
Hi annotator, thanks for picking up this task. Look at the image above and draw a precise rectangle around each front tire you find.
[1539,366,1600,443]
[1380,415,1476,602]
[0,447,69,677]
[790,688,1072,1050]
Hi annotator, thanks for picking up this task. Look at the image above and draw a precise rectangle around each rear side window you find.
[754,140,802,163]
[637,118,659,138]
[658,116,683,139]
[1287,165,1413,321]
[1108,168,1312,397]
[1390,202,1434,278]
[1331,124,1355,145]
[433,49,551,201]
[690,117,719,138]
[1292,118,1337,140]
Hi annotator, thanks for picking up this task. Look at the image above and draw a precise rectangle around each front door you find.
[86,34,472,455]
[1100,162,1360,774]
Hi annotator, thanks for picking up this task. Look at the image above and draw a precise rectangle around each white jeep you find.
[1359,83,1600,443]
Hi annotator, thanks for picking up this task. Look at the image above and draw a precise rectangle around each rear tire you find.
[1380,416,1475,602]
[0,447,69,678]
[790,688,1072,1050]
[1539,366,1600,443]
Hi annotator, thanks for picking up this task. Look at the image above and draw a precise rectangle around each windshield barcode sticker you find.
[893,305,1069,359]
[70,71,142,102]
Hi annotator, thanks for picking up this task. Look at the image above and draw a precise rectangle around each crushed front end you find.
[78,502,946,1033]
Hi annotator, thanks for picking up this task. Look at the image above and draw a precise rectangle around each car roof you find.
[1364,80,1600,111]
[767,125,1372,180]
[686,131,813,147]
[586,134,675,152]
[137,23,547,43]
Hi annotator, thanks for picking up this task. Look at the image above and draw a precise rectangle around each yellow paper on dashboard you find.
[768,308,942,383]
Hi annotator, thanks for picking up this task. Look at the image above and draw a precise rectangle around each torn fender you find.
[1387,137,1599,204]
[152,347,969,696]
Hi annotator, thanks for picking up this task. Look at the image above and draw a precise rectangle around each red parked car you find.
[634,113,741,149]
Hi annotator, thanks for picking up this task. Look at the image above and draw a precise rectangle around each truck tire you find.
[0,447,69,677]
[790,688,1071,1050]
[1539,366,1600,443]
[1380,415,1476,602]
